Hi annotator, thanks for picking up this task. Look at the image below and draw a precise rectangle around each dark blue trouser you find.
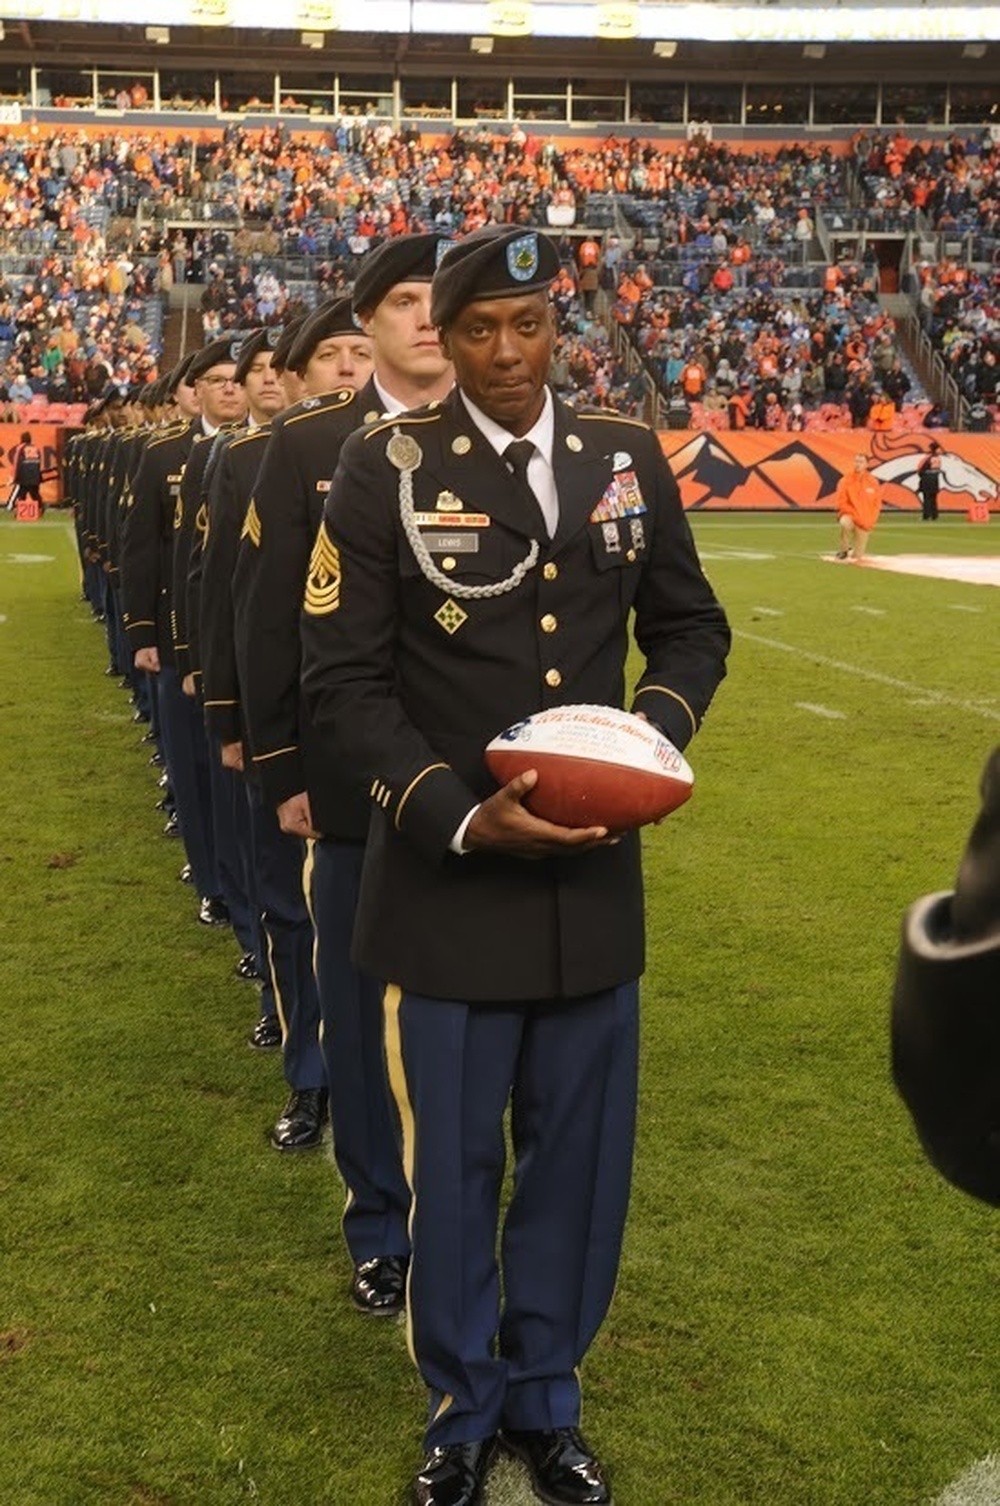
[309,839,410,1265]
[156,665,219,903]
[384,981,639,1451]
[206,736,255,956]
[246,783,320,1081]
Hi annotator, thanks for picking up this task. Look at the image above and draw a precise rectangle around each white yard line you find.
[735,630,1000,723]
[795,702,847,719]
[751,606,784,617]
[932,1454,1000,1506]
[851,605,887,615]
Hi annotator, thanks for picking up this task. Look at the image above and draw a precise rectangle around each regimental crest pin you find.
[612,451,632,471]
[436,490,463,511]
[434,598,468,635]
[507,233,539,282]
[387,431,422,471]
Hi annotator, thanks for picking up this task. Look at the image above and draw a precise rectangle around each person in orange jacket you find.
[835,452,884,561]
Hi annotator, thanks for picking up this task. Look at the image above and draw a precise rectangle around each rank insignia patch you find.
[195,502,209,542]
[173,496,183,530]
[434,598,468,635]
[304,521,341,617]
[240,498,262,547]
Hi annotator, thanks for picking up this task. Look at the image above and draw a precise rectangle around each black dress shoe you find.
[198,895,230,926]
[235,951,263,982]
[104,664,120,677]
[133,710,150,725]
[269,1087,328,1150]
[157,772,171,790]
[140,728,157,742]
[500,1428,611,1505]
[351,1254,408,1316]
[248,1014,282,1050]
[149,751,164,767]
[178,863,193,884]
[163,813,181,838]
[413,1438,496,1506]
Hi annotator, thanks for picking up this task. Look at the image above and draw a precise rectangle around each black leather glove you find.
[952,746,1000,942]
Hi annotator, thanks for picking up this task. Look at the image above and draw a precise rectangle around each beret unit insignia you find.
[240,498,262,547]
[304,521,342,617]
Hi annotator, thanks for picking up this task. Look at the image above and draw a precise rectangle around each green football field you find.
[0,510,997,1506]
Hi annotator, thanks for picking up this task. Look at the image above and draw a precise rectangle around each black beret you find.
[430,226,561,329]
[269,314,308,375]
[352,233,452,317]
[231,328,275,385]
[287,297,365,374]
[166,350,198,395]
[187,335,244,383]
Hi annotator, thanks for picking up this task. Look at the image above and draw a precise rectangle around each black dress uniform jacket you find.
[121,419,198,665]
[172,428,238,686]
[300,387,730,1003]
[233,384,377,838]
[200,424,271,746]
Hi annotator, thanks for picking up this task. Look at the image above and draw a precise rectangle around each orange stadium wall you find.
[1,424,64,505]
[657,431,1000,514]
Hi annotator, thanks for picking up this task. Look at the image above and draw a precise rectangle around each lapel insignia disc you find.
[363,409,381,424]
[452,435,472,456]
[387,431,422,471]
[566,434,583,452]
[304,520,342,617]
[434,598,468,635]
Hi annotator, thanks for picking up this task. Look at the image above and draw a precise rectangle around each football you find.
[484,703,694,831]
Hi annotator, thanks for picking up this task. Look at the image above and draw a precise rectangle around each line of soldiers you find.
[65,232,456,1325]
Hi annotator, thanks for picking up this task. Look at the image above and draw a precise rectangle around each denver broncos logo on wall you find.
[869,432,1000,512]
[659,429,1000,512]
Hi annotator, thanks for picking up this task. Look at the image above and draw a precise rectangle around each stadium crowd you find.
[1,120,998,433]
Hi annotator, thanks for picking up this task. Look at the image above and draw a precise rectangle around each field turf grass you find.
[0,510,998,1506]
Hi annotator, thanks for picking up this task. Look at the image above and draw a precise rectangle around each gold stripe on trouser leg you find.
[383,982,422,1369]
[300,835,351,1224]
[263,932,287,1042]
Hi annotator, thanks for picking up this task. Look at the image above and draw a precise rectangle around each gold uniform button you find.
[442,556,456,571]
[626,548,636,562]
[540,613,558,633]
[543,562,558,581]
[544,668,562,689]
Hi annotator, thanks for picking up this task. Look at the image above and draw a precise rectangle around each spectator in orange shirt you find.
[869,391,897,432]
[835,453,884,561]
[680,359,706,401]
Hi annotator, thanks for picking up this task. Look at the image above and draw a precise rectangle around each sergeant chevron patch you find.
[304,521,341,617]
[240,498,262,548]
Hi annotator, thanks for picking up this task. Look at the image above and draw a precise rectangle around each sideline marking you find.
[698,548,775,562]
[947,603,985,614]
[933,1453,1000,1506]
[736,630,1000,724]
[796,702,846,720]
[2,552,55,564]
[851,605,886,616]
[752,606,784,617]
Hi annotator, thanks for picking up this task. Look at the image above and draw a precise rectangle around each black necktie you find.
[504,438,538,498]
